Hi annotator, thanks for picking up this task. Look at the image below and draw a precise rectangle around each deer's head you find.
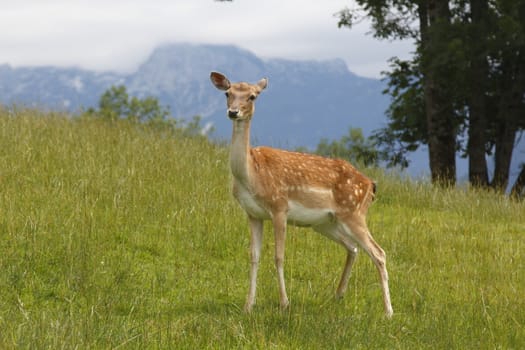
[210,72,268,121]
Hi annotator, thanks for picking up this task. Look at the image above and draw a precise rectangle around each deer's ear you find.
[257,77,268,91]
[210,72,231,91]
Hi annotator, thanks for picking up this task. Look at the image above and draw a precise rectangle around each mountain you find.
[0,64,123,111]
[1,42,522,181]
[0,43,388,150]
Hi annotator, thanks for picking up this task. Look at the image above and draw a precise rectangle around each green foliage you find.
[0,110,523,348]
[338,0,525,188]
[316,127,381,167]
[315,127,410,169]
[85,85,212,138]
[88,85,170,123]
[99,85,129,120]
[336,1,419,40]
[374,57,426,168]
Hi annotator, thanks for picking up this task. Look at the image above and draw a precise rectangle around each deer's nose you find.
[228,110,240,119]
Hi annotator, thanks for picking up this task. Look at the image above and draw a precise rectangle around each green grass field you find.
[0,110,523,349]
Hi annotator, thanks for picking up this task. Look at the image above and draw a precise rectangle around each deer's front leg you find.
[272,211,289,309]
[245,217,263,313]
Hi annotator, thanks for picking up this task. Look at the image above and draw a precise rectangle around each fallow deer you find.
[210,71,393,317]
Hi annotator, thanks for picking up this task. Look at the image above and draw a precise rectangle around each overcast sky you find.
[0,0,414,78]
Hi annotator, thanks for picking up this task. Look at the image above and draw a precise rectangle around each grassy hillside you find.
[0,110,523,349]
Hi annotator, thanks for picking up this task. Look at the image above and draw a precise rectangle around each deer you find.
[210,71,393,318]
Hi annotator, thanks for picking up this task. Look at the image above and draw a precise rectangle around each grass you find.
[0,109,523,349]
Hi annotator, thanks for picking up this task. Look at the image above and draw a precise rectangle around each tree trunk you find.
[424,79,457,184]
[421,0,457,185]
[510,163,525,199]
[492,119,517,191]
[491,58,524,191]
[467,0,489,187]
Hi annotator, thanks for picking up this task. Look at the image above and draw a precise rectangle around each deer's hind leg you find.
[339,215,393,317]
[313,222,359,299]
[335,237,359,298]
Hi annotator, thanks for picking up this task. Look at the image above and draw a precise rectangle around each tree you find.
[92,85,170,122]
[316,127,381,167]
[98,85,129,121]
[487,0,525,191]
[467,0,490,187]
[374,57,426,169]
[419,0,459,185]
[338,0,525,191]
[338,0,460,185]
[86,85,213,138]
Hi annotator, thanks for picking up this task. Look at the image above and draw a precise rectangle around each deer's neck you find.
[230,119,253,184]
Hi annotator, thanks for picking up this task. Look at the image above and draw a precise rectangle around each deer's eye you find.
[248,94,257,101]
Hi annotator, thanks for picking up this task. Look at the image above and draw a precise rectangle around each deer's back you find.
[249,147,376,215]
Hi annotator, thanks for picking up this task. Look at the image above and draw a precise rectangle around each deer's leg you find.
[314,223,359,298]
[342,216,393,318]
[335,240,358,298]
[245,217,263,313]
[272,211,289,309]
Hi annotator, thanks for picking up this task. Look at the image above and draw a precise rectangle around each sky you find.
[0,0,414,78]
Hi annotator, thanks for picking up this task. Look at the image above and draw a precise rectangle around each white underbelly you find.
[234,184,335,226]
[287,200,334,227]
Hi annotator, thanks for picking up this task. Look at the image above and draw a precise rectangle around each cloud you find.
[0,0,413,78]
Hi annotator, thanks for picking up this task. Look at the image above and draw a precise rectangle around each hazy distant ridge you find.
[0,43,388,148]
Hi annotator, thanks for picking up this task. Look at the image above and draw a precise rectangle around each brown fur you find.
[250,146,375,214]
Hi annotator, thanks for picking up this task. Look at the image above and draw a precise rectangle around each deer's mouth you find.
[228,110,241,120]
